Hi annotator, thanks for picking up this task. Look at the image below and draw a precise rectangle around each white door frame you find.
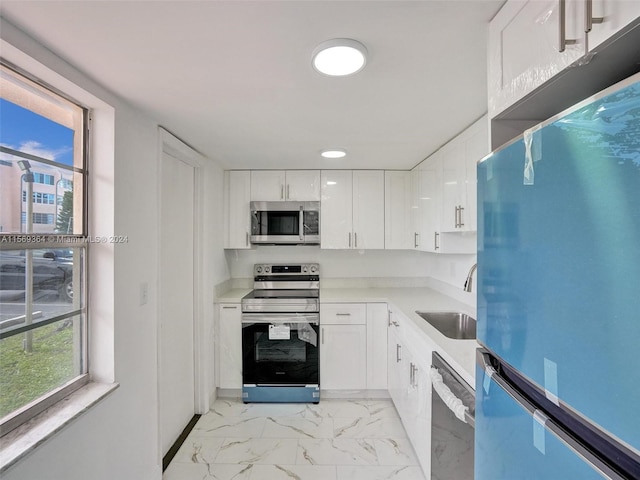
[157,128,208,456]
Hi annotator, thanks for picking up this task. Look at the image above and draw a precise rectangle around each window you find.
[0,62,88,436]
[22,191,56,204]
[32,172,55,185]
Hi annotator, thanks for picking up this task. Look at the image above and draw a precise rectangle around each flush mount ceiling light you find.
[312,39,368,76]
[321,149,347,159]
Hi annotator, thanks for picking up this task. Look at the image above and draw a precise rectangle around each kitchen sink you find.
[415,311,476,339]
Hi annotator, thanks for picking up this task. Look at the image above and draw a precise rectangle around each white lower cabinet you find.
[387,308,434,475]
[217,303,242,389]
[320,302,388,391]
[366,303,388,390]
[321,323,367,390]
[320,303,367,390]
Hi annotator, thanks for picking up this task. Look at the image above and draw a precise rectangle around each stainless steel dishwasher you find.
[430,352,475,480]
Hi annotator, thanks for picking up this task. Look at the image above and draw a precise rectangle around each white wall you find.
[1,18,229,480]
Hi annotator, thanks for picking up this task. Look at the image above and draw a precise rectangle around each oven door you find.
[241,313,319,386]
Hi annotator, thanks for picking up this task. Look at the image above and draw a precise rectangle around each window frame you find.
[0,60,91,437]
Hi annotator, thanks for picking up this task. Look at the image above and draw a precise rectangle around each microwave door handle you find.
[299,206,304,241]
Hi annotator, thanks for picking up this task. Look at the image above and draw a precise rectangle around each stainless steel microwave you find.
[250,201,320,245]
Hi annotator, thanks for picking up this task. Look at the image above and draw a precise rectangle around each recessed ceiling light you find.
[321,149,347,159]
[312,39,368,76]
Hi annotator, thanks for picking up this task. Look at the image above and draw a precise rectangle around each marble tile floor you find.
[163,397,427,480]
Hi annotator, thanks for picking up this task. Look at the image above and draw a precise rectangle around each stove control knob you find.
[256,266,263,274]
[265,266,271,273]
[310,265,318,273]
[302,265,308,273]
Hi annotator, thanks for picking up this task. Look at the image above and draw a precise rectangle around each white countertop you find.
[217,285,478,387]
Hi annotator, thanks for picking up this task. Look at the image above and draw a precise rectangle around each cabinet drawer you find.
[321,303,366,324]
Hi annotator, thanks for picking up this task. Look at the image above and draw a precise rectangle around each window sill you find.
[0,382,119,474]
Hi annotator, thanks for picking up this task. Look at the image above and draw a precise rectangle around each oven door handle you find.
[241,313,320,325]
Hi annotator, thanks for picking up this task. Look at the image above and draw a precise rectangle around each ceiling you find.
[0,1,504,170]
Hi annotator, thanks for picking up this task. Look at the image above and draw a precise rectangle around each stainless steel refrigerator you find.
[476,72,640,479]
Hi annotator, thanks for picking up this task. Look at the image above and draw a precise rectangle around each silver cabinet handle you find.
[354,232,358,248]
[348,232,352,248]
[414,232,419,248]
[585,0,603,33]
[410,362,418,387]
[287,184,290,200]
[246,231,249,246]
[335,313,351,316]
[322,327,325,345]
[281,185,284,199]
[559,0,578,52]
[434,232,440,251]
[396,344,402,363]
[459,206,464,228]
[222,305,238,309]
[454,206,459,228]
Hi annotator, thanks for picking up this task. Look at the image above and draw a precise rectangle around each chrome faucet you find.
[464,263,477,292]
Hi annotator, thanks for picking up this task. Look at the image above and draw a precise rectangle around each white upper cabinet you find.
[250,170,286,201]
[320,170,353,249]
[250,170,320,201]
[385,171,413,250]
[224,170,252,249]
[411,117,487,253]
[440,117,487,233]
[488,0,586,118]
[587,0,640,50]
[352,171,385,249]
[411,159,440,252]
[488,0,640,118]
[440,142,466,233]
[321,170,384,249]
[284,170,321,201]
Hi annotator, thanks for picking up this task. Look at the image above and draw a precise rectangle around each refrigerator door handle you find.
[476,349,628,480]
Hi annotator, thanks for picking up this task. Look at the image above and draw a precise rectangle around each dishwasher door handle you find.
[430,367,475,428]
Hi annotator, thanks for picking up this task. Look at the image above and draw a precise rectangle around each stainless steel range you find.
[241,263,320,403]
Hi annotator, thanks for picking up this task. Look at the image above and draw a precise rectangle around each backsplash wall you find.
[224,247,476,291]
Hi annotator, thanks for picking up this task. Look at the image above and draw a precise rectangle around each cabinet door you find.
[352,170,385,249]
[488,0,586,117]
[218,304,242,389]
[387,323,405,410]
[408,355,433,475]
[320,170,353,249]
[588,0,640,51]
[384,171,412,250]
[440,143,465,232]
[366,303,388,390]
[412,160,440,252]
[320,324,367,390]
[250,170,286,201]
[225,171,251,249]
[285,170,321,201]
